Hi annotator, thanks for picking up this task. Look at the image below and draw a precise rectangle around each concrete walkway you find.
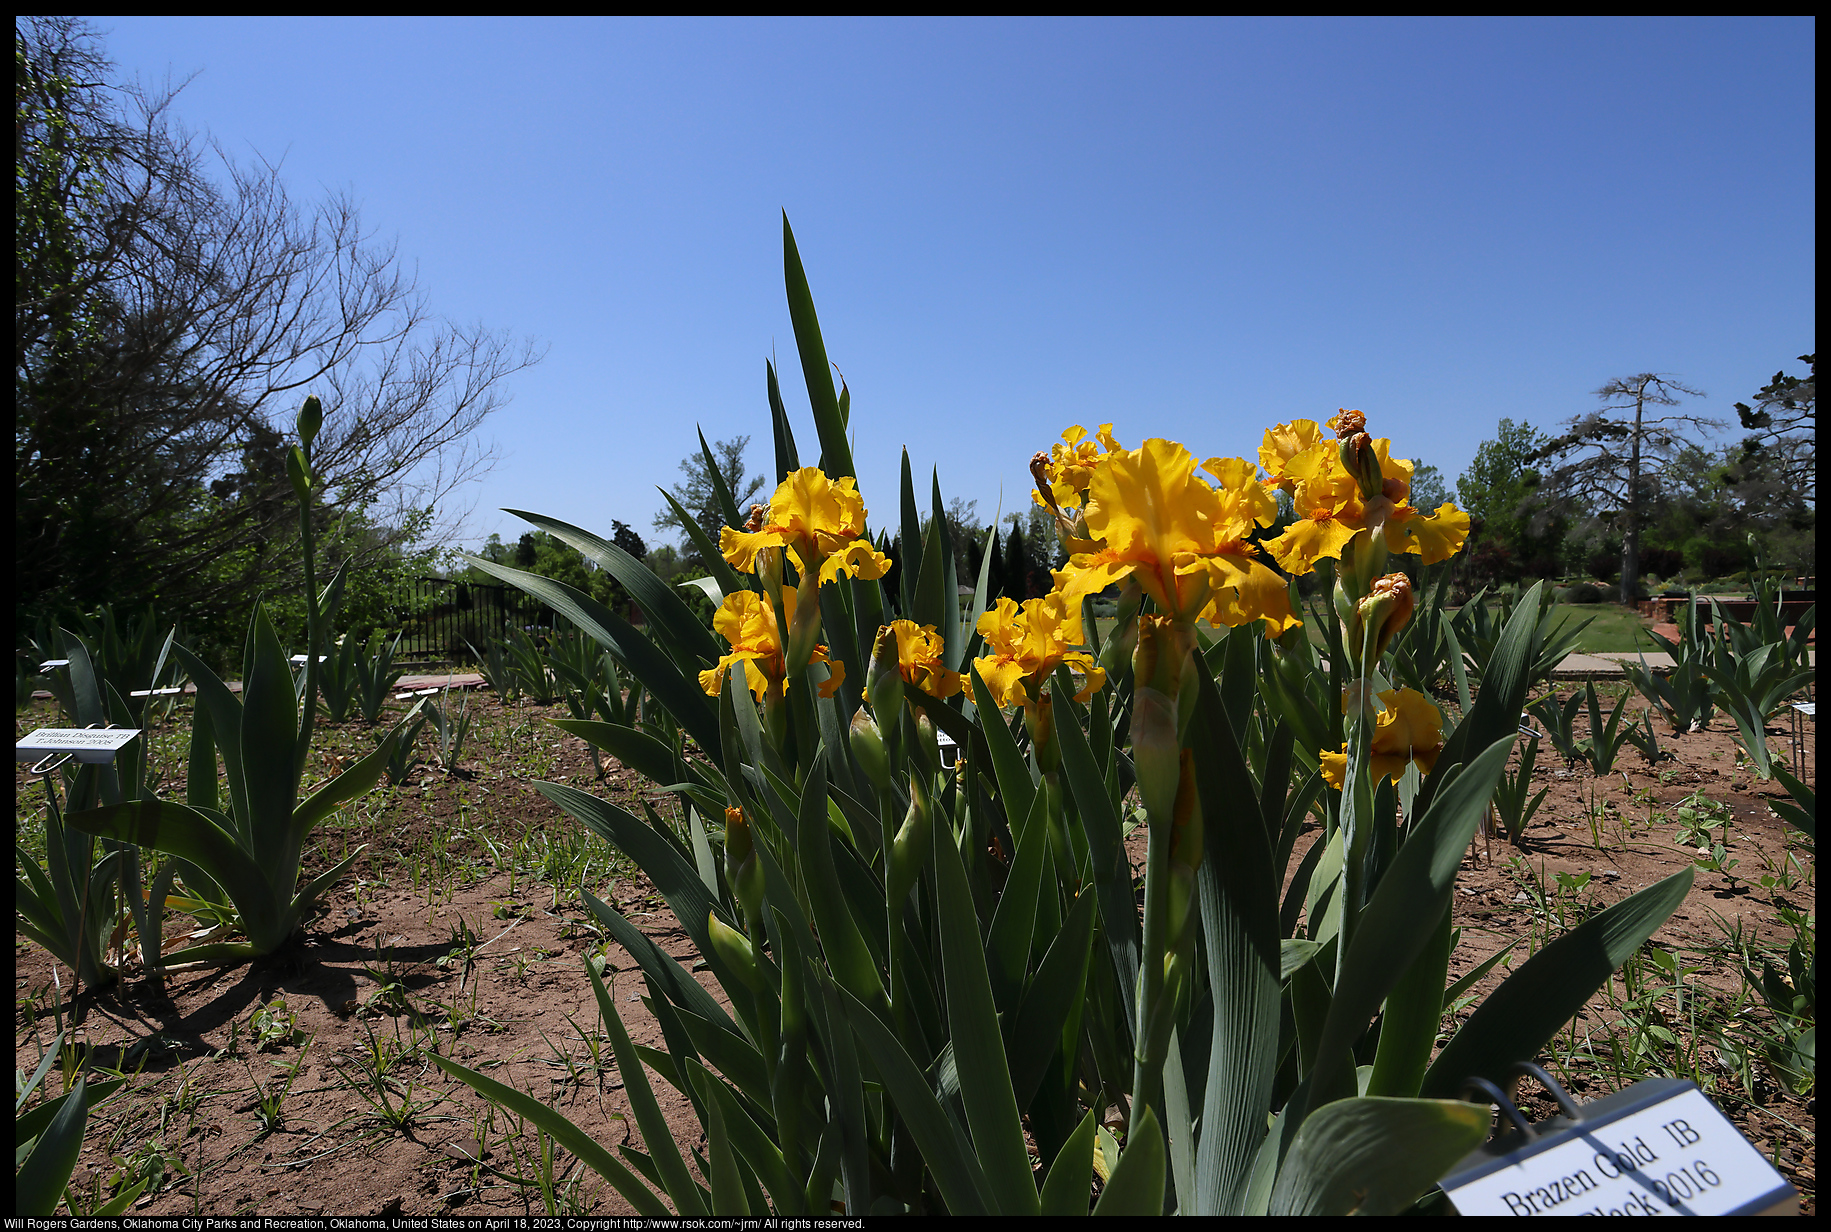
[1548,649,1815,680]
[1550,652,1673,681]
[394,672,486,693]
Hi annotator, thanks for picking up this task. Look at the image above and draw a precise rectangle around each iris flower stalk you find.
[1039,434,1296,1140]
[1281,412,1458,982]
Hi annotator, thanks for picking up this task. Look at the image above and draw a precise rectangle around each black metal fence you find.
[396,577,558,662]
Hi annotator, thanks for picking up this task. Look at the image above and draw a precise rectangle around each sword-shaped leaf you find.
[504,509,722,668]
[1421,867,1694,1098]
[1267,1097,1487,1215]
[932,779,1039,1215]
[782,214,853,480]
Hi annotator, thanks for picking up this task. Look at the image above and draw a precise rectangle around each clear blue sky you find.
[87,16,1816,556]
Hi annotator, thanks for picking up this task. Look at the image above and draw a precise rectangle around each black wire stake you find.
[1459,1076,1536,1143]
[1508,1060,1583,1122]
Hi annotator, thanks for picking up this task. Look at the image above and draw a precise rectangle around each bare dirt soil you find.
[14,684,1816,1216]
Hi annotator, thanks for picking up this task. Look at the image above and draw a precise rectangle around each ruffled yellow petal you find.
[1322,687,1445,789]
[739,657,771,700]
[1038,423,1125,507]
[1385,502,1469,565]
[1259,420,1326,488]
[1055,551,1149,610]
[1284,444,1362,521]
[1201,455,1261,491]
[1320,745,1348,791]
[1372,687,1444,777]
[1368,745,1416,785]
[976,597,1024,650]
[967,655,1031,711]
[719,526,787,575]
[722,466,878,581]
[819,538,892,584]
[700,586,838,700]
[1261,515,1358,576]
[1370,438,1413,501]
[872,620,964,700]
[697,653,774,702]
[967,591,1103,711]
[1062,652,1106,703]
[1198,556,1302,638]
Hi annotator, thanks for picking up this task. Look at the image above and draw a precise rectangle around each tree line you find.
[1455,360,1815,601]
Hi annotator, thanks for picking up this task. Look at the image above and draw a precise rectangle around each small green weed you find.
[249,996,303,1052]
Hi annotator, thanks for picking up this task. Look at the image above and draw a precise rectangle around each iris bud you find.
[1340,431,1384,502]
[1029,451,1061,514]
[707,910,763,991]
[1131,615,1189,827]
[724,807,765,924]
[914,711,942,774]
[886,775,932,905]
[783,570,823,674]
[1024,691,1060,774]
[848,710,891,792]
[867,626,906,720]
[1355,572,1415,665]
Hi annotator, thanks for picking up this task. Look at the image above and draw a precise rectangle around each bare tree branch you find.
[16,16,542,625]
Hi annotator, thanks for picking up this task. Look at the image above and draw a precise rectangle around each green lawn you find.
[1538,603,1663,654]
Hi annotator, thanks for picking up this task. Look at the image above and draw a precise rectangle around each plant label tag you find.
[38,659,71,670]
[935,728,959,766]
[1441,1078,1795,1216]
[15,727,142,764]
[290,654,327,665]
[129,686,184,697]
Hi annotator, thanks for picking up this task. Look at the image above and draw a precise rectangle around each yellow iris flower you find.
[1259,422,1468,575]
[720,467,892,585]
[1052,438,1299,637]
[866,619,963,700]
[1319,688,1445,789]
[698,588,844,701]
[1258,418,1327,491]
[1032,423,1124,512]
[967,593,1106,712]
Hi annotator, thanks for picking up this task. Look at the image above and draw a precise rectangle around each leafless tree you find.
[16,16,541,622]
[1527,373,1721,605]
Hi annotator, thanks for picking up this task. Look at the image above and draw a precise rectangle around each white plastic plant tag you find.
[936,728,959,766]
[38,659,71,670]
[1441,1078,1795,1216]
[290,654,328,665]
[16,727,142,765]
[129,686,184,697]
